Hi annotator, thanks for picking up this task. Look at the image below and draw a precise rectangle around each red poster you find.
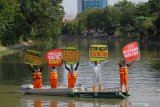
[46,49,63,67]
[122,42,140,63]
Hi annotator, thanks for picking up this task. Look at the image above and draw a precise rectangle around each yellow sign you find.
[24,50,42,65]
[63,47,80,65]
[89,45,108,61]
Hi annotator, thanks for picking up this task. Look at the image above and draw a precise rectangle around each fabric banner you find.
[24,50,42,65]
[63,47,80,65]
[122,42,140,63]
[46,49,63,67]
[89,45,108,61]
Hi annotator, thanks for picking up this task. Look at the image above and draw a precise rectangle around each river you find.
[0,35,160,107]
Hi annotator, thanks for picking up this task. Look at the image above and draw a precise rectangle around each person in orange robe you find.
[119,59,133,92]
[65,61,79,88]
[50,66,58,88]
[29,65,43,88]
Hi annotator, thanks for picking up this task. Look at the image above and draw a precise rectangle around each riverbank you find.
[0,42,33,57]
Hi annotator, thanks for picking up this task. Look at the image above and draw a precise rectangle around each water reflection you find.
[20,95,128,107]
[50,100,58,107]
[120,99,128,107]
[0,53,29,84]
[34,99,42,107]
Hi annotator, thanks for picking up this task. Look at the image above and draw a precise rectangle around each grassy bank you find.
[0,48,16,56]
[0,42,32,56]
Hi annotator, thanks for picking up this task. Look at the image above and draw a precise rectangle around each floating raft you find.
[20,84,128,99]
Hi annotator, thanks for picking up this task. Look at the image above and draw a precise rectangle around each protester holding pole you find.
[46,49,63,89]
[119,58,134,92]
[89,45,108,92]
[24,50,43,89]
[120,42,140,93]
[63,47,80,88]
[29,65,43,88]
[89,60,107,92]
[65,62,79,88]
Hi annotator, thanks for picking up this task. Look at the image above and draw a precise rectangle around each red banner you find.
[46,49,63,67]
[122,42,140,63]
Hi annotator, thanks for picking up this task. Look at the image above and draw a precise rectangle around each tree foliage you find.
[75,0,159,41]
[148,0,160,14]
[0,0,64,45]
[0,0,20,45]
[103,6,122,35]
[18,0,64,41]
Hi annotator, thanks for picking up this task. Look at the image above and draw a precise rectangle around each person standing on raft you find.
[64,61,79,88]
[49,66,59,88]
[89,60,107,92]
[119,58,133,92]
[29,65,43,88]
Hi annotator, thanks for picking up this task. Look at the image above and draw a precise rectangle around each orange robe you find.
[119,66,128,92]
[50,72,58,88]
[33,72,42,88]
[68,71,77,88]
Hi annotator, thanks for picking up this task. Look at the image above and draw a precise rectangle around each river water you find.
[0,35,160,107]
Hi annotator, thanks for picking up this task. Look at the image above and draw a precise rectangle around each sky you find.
[62,0,149,15]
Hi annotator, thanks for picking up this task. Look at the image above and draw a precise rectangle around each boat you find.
[21,84,73,96]
[20,84,127,99]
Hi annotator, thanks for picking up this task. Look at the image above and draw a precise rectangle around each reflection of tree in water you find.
[150,46,160,70]
[151,60,160,70]
[140,43,160,70]
[0,53,31,85]
[30,39,59,52]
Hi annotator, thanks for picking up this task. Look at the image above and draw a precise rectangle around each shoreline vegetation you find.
[0,0,63,46]
[62,0,160,41]
[0,41,33,57]
[0,0,159,51]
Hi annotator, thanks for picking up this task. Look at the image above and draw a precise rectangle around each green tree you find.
[115,0,135,25]
[0,0,20,45]
[135,3,150,17]
[62,20,78,35]
[134,16,154,39]
[148,0,160,14]
[90,9,103,31]
[18,0,64,41]
[103,6,122,35]
[114,0,136,38]
[154,14,160,40]
[78,8,99,34]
